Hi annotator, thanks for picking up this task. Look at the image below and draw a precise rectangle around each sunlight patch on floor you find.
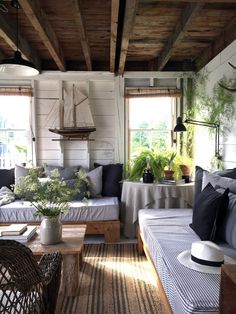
[97,260,157,286]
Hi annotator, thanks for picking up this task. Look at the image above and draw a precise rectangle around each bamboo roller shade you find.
[125,87,181,98]
[0,87,33,96]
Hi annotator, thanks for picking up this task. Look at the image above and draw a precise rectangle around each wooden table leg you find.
[60,254,80,296]
[56,251,83,312]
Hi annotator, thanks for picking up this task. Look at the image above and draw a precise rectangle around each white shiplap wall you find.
[34,80,61,166]
[34,74,122,169]
[195,40,236,169]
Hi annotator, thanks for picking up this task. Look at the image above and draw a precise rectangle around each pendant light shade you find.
[0,51,39,76]
[173,116,187,132]
[0,0,39,76]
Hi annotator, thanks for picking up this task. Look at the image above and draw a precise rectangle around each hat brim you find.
[177,250,236,274]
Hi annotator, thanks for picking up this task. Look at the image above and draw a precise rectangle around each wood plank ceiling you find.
[0,0,235,74]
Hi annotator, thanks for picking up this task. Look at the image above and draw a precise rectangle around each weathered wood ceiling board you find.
[0,0,235,74]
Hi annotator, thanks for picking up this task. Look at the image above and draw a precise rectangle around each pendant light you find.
[0,0,39,76]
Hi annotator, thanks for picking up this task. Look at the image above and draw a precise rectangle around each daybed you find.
[0,197,120,243]
[0,163,123,243]
[138,166,236,313]
[138,208,236,313]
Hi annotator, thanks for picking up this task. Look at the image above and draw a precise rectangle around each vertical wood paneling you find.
[89,80,116,167]
[34,76,121,169]
[34,80,61,166]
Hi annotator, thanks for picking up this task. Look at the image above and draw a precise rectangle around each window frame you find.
[0,88,35,168]
[125,95,178,162]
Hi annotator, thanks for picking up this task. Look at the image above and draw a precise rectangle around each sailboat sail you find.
[73,85,95,128]
[49,83,96,138]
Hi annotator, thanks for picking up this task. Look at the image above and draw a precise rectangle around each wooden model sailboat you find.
[49,84,96,140]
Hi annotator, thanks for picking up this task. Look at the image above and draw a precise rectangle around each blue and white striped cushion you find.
[139,208,236,314]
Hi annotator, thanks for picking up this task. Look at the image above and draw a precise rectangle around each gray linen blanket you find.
[0,187,15,206]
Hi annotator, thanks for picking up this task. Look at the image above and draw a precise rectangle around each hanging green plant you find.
[186,70,236,137]
[182,68,236,166]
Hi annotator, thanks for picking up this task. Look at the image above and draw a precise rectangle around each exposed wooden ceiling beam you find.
[19,0,66,71]
[73,0,92,71]
[151,0,236,2]
[118,0,138,75]
[110,0,120,73]
[196,15,236,70]
[0,13,41,70]
[156,2,205,71]
[130,37,212,46]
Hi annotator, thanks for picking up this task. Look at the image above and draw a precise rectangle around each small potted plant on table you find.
[163,152,176,180]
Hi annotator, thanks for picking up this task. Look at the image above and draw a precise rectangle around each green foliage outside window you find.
[130,119,170,160]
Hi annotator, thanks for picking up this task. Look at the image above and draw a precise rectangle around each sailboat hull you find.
[49,127,96,138]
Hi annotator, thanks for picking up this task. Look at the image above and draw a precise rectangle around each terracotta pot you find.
[180,164,191,176]
[164,170,175,180]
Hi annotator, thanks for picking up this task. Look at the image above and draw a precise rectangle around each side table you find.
[121,181,194,238]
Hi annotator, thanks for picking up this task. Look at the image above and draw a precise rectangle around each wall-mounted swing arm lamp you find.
[174,116,221,159]
[0,0,39,76]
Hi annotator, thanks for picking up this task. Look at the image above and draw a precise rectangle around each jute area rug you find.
[60,243,165,314]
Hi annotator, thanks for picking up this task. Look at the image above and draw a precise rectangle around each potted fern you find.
[127,150,166,182]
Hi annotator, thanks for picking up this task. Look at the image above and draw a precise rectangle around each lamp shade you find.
[0,51,39,76]
[174,116,187,132]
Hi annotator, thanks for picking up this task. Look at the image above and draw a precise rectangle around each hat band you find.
[191,255,224,267]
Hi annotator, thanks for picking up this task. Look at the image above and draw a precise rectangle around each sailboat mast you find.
[59,88,64,128]
[73,84,76,127]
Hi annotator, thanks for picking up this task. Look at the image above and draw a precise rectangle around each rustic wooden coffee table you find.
[26,224,87,297]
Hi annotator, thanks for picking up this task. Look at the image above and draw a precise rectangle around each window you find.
[128,97,175,160]
[0,95,32,168]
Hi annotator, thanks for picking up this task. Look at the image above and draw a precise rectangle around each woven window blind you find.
[125,87,181,98]
[0,86,33,96]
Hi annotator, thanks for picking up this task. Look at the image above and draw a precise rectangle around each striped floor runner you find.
[60,243,165,314]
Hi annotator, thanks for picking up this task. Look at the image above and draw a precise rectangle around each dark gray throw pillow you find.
[0,168,14,189]
[215,187,236,248]
[213,168,236,178]
[94,163,123,198]
[190,183,229,241]
[65,179,88,201]
[194,166,236,203]
[44,165,79,180]
[194,166,204,204]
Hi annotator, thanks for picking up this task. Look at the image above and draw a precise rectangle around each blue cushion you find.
[86,166,103,197]
[0,168,14,189]
[94,163,123,198]
[44,165,79,180]
[190,183,229,241]
[65,179,88,201]
[194,166,236,202]
[202,171,236,194]
[194,166,204,203]
[216,188,236,249]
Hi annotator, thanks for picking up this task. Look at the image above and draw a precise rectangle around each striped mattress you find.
[138,208,236,314]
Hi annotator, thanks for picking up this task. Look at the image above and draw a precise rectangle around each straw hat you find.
[177,241,236,274]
